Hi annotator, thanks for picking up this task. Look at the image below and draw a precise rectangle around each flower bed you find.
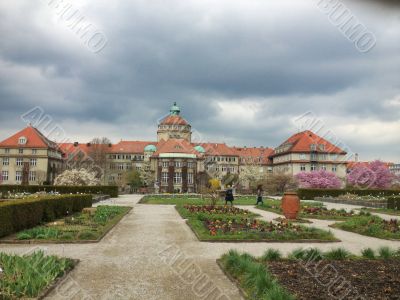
[184,205,252,215]
[331,215,400,240]
[1,205,131,243]
[0,251,76,299]
[300,206,360,220]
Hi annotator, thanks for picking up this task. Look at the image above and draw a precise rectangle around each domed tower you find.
[157,102,192,142]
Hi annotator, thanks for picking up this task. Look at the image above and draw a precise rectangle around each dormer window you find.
[319,144,325,150]
[310,144,317,151]
[18,136,27,145]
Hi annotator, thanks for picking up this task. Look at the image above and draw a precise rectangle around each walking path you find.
[1,195,400,299]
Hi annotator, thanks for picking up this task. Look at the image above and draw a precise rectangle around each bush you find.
[297,188,400,200]
[387,196,400,210]
[0,185,118,197]
[0,194,92,238]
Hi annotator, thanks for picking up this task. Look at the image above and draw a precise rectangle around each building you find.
[0,126,63,185]
[0,103,352,191]
[389,164,400,176]
[270,130,348,178]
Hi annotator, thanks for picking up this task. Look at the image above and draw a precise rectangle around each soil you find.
[267,259,400,300]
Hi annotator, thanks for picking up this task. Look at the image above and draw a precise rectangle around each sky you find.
[0,0,399,162]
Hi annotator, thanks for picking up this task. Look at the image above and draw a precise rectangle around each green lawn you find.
[361,208,400,216]
[140,195,275,205]
[331,215,400,240]
[176,205,337,242]
[0,251,75,299]
[4,206,131,242]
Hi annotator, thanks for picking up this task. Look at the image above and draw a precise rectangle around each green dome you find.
[144,144,157,152]
[170,102,181,115]
[194,145,205,153]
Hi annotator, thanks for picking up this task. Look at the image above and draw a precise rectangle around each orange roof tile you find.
[232,146,274,165]
[109,141,156,153]
[0,126,58,149]
[272,130,346,156]
[159,115,189,126]
[153,139,199,156]
[196,143,237,156]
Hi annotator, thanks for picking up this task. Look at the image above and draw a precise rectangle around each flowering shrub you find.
[382,219,400,233]
[296,170,342,189]
[183,205,250,216]
[347,160,394,189]
[54,169,100,186]
[336,193,387,201]
[302,207,357,217]
[205,219,302,236]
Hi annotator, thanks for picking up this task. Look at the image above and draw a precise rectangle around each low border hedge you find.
[0,185,118,197]
[298,188,400,200]
[387,196,400,210]
[0,194,92,238]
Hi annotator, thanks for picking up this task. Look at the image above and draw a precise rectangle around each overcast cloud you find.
[0,0,399,161]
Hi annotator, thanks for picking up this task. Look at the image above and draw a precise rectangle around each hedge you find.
[0,194,92,238]
[297,188,400,200]
[387,196,400,210]
[0,185,118,197]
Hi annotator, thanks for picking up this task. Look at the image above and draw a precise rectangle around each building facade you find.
[0,103,352,190]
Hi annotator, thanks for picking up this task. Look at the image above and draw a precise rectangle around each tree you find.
[87,137,112,182]
[54,169,100,186]
[139,160,154,187]
[347,160,394,189]
[296,170,342,189]
[199,178,221,206]
[262,172,298,195]
[238,158,266,190]
[124,170,142,191]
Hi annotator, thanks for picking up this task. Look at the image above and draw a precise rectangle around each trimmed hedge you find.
[0,185,118,197]
[387,197,400,210]
[0,194,92,238]
[297,188,400,200]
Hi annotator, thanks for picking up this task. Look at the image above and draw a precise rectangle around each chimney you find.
[86,143,91,147]
[73,142,78,147]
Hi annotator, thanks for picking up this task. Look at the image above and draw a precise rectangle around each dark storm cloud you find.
[0,0,399,161]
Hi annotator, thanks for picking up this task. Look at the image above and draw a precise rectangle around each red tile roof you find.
[153,139,200,156]
[272,130,346,156]
[159,115,189,126]
[109,141,156,153]
[0,126,58,149]
[347,161,391,169]
[232,147,274,165]
[197,143,237,156]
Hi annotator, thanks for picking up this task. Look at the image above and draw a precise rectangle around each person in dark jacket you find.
[225,185,234,206]
[256,185,263,205]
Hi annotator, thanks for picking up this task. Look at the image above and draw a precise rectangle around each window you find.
[16,158,23,166]
[18,137,27,144]
[174,172,182,184]
[332,166,337,172]
[310,144,317,151]
[118,164,124,170]
[161,172,168,183]
[175,161,182,168]
[300,164,306,171]
[311,164,317,171]
[299,153,306,160]
[320,154,327,160]
[30,158,37,166]
[310,153,318,160]
[32,149,37,154]
[1,171,8,181]
[4,148,9,154]
[3,157,9,166]
[331,154,338,161]
[29,171,36,182]
[321,164,326,170]
[188,173,194,184]
[162,161,169,168]
[15,171,22,181]
[118,173,123,180]
[319,144,325,150]
[18,148,24,154]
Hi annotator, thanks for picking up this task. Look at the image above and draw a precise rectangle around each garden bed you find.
[361,207,400,216]
[0,205,131,243]
[140,195,273,205]
[331,215,400,240]
[0,251,77,299]
[176,205,338,242]
[314,197,386,208]
[219,247,400,300]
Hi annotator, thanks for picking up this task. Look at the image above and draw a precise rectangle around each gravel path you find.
[1,195,400,299]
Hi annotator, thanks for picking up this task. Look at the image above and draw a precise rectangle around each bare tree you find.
[87,137,112,182]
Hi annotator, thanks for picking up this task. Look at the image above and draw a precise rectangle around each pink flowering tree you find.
[347,160,394,189]
[296,170,342,189]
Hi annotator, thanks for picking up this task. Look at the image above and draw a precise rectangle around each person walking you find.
[225,185,234,206]
[256,185,263,205]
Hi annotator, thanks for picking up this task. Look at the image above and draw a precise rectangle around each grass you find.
[10,205,131,242]
[361,207,400,216]
[176,205,337,242]
[140,195,277,205]
[0,251,75,299]
[220,250,294,300]
[331,215,400,240]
